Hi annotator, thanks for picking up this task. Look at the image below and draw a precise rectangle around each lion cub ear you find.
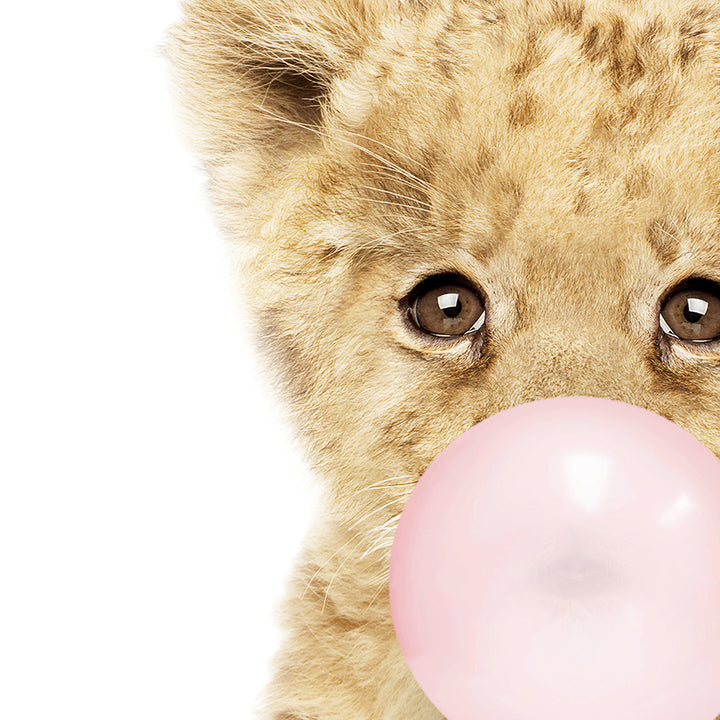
[165,0,406,165]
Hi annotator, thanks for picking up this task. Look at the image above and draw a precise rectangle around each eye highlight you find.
[659,278,720,343]
[408,275,486,337]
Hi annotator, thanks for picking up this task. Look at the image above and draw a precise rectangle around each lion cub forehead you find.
[318,0,720,260]
[326,0,720,145]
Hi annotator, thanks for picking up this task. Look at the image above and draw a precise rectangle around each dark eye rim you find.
[401,272,488,339]
[657,276,720,345]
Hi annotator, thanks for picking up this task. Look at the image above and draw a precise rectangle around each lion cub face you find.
[168,0,720,573]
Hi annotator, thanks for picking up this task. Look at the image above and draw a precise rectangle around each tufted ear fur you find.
[165,0,414,166]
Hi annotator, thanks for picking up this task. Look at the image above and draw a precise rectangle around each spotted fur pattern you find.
[166,1,720,717]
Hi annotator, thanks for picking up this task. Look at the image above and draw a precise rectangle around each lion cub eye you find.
[410,277,486,337]
[659,279,720,343]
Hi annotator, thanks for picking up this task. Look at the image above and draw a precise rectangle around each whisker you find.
[357,197,432,214]
[298,473,415,615]
[361,532,397,562]
[354,161,436,196]
[653,221,680,244]
[356,474,416,492]
[358,480,415,492]
[370,225,436,246]
[357,184,435,211]
[363,513,403,548]
[320,540,361,615]
[331,123,437,184]
[249,102,436,195]
[347,495,407,530]
[300,532,361,603]
[362,581,388,616]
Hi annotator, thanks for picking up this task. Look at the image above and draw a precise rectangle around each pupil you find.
[438,292,462,318]
[683,297,708,324]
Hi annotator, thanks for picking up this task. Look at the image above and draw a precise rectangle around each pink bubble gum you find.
[389,396,720,720]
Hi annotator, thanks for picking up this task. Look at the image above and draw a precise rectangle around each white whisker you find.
[357,474,415,491]
[249,101,435,195]
[357,184,435,211]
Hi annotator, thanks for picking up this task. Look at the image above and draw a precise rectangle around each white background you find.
[0,2,318,718]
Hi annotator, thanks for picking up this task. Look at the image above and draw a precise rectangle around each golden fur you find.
[165,1,720,717]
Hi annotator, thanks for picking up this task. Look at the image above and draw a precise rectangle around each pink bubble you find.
[389,396,720,720]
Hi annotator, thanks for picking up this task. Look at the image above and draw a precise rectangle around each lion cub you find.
[167,0,720,717]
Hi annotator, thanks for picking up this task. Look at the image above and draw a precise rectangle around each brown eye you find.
[659,280,720,342]
[411,280,485,336]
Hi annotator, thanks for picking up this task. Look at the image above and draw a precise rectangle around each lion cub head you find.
[167,0,720,620]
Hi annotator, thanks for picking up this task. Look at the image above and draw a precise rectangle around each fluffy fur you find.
[166,1,720,717]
